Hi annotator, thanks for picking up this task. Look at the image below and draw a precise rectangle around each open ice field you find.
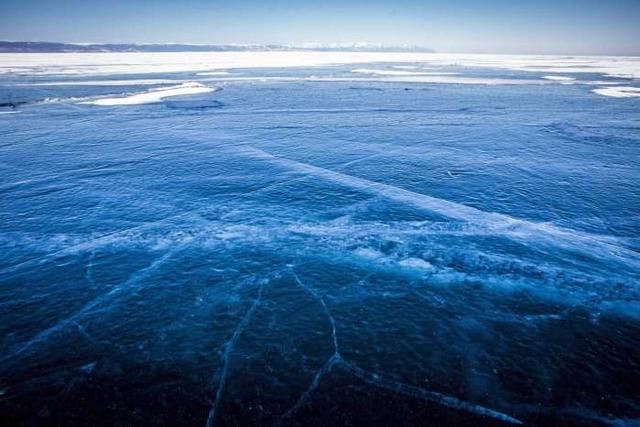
[1,52,639,426]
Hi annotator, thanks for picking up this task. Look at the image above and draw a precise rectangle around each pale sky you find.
[1,0,639,55]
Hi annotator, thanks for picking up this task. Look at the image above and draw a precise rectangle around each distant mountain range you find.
[0,41,434,53]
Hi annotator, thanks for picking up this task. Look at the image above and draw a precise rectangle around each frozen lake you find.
[1,52,639,426]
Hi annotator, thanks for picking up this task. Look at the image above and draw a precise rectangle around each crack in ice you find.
[277,353,342,426]
[278,270,523,426]
[291,270,339,353]
[0,211,206,277]
[205,277,267,427]
[0,248,180,364]
[339,360,523,425]
[277,270,341,426]
[238,147,640,269]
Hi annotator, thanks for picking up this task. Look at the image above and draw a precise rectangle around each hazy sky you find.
[1,0,639,55]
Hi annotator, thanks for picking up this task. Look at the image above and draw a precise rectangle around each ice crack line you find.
[239,147,640,269]
[278,270,523,426]
[291,270,338,353]
[339,360,523,425]
[276,352,342,426]
[0,210,205,278]
[0,248,180,365]
[277,270,341,426]
[85,250,96,287]
[205,277,267,427]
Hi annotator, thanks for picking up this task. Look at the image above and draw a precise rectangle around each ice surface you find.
[592,86,640,98]
[1,52,639,78]
[0,53,639,427]
[206,277,268,427]
[351,68,458,76]
[240,147,639,269]
[542,75,576,83]
[18,79,184,86]
[346,75,545,85]
[197,71,231,76]
[195,75,543,85]
[82,82,215,105]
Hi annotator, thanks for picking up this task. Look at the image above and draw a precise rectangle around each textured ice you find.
[197,71,232,76]
[1,53,639,427]
[592,86,640,98]
[351,68,458,76]
[82,82,215,105]
[197,75,542,85]
[17,79,184,86]
[542,75,576,83]
[1,52,639,77]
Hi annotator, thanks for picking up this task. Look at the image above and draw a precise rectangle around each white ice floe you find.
[196,71,231,76]
[591,86,640,98]
[420,54,640,79]
[82,82,215,106]
[351,68,457,76]
[1,52,638,78]
[542,75,576,83]
[17,79,183,86]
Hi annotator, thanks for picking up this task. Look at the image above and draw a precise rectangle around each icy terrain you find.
[1,52,639,426]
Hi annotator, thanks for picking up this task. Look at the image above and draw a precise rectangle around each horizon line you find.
[1,40,640,57]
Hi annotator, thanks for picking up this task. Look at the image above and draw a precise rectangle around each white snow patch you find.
[353,247,385,260]
[398,257,434,270]
[542,75,576,83]
[197,71,231,76]
[18,79,183,86]
[592,86,640,98]
[2,52,637,79]
[82,82,215,106]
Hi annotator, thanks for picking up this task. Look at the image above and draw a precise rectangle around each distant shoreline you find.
[0,41,435,54]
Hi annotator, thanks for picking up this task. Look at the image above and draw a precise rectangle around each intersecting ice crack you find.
[339,360,523,425]
[240,147,640,270]
[2,214,520,424]
[277,270,523,426]
[276,352,343,426]
[0,211,206,278]
[73,321,93,341]
[275,271,343,426]
[291,271,339,353]
[205,277,268,427]
[1,172,313,279]
[0,248,182,365]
